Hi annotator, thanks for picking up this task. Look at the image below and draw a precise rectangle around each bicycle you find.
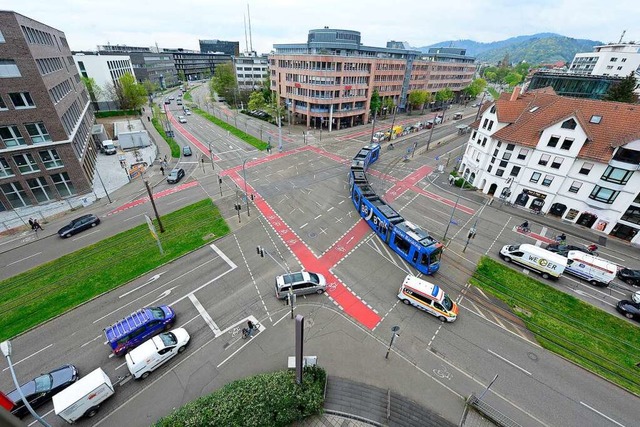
[516,225,530,233]
[242,322,260,339]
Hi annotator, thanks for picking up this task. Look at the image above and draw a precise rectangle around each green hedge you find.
[95,109,140,118]
[155,366,326,427]
[151,117,181,158]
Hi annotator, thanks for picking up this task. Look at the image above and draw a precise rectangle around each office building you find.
[162,48,232,81]
[97,44,178,90]
[569,42,640,77]
[528,71,623,99]
[234,53,268,91]
[199,39,240,56]
[0,11,95,211]
[73,52,135,110]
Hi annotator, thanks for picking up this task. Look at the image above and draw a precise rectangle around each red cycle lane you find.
[166,110,221,160]
[106,181,199,216]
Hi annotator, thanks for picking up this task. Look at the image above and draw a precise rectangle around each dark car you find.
[167,168,185,184]
[182,145,192,156]
[617,268,640,286]
[544,243,589,257]
[57,214,100,238]
[616,300,640,321]
[6,364,78,418]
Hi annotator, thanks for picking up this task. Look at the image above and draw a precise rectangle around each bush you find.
[151,117,181,158]
[95,109,140,118]
[155,366,326,427]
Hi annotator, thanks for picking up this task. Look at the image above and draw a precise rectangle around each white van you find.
[397,275,458,322]
[499,244,567,279]
[565,251,617,287]
[126,328,190,379]
[101,140,116,155]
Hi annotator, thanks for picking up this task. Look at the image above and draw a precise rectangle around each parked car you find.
[126,328,190,379]
[616,300,640,321]
[57,214,101,238]
[185,110,192,116]
[6,364,78,418]
[167,168,185,184]
[164,99,171,105]
[178,116,187,123]
[617,268,640,286]
[182,145,192,156]
[274,271,326,299]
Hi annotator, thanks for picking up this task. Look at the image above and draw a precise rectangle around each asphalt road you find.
[1,101,639,427]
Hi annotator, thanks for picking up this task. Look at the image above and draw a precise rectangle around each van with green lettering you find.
[499,243,567,279]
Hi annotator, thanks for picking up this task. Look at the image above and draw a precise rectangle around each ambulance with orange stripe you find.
[565,251,617,287]
[397,275,458,322]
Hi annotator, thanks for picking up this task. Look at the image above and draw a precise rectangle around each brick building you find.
[0,11,95,211]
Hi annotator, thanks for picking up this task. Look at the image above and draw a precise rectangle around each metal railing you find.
[466,394,521,427]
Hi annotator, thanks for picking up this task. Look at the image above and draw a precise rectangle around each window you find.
[542,175,554,186]
[612,147,640,164]
[487,165,493,173]
[589,115,602,124]
[1,182,31,208]
[481,138,487,147]
[0,95,7,110]
[25,122,51,143]
[39,149,63,169]
[621,207,640,225]
[589,186,619,204]
[493,149,499,157]
[490,105,496,113]
[497,141,502,148]
[551,157,564,169]
[482,118,488,129]
[538,154,550,166]
[487,120,494,131]
[0,60,21,78]
[499,160,507,167]
[506,143,515,151]
[517,148,528,160]
[13,153,40,173]
[0,157,14,178]
[510,166,521,177]
[601,166,633,184]
[27,177,55,203]
[547,136,560,147]
[622,58,627,62]
[530,172,541,183]
[610,57,618,62]
[0,125,26,147]
[561,119,577,129]
[0,30,4,43]
[9,92,35,108]
[579,162,593,175]
[496,169,504,177]
[490,157,495,164]
[471,130,477,140]
[568,181,582,193]
[51,172,75,197]
[502,152,512,160]
[560,138,574,150]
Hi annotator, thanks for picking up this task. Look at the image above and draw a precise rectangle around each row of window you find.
[61,100,83,136]
[0,149,63,177]
[0,122,51,147]
[546,135,574,150]
[49,78,73,103]
[36,57,65,75]
[21,25,54,46]
[481,118,494,131]
[1,172,75,208]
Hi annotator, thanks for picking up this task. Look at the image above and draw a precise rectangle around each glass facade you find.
[529,72,619,99]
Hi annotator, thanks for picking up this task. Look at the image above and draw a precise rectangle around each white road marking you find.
[123,213,145,222]
[119,272,166,298]
[188,294,221,336]
[80,334,103,348]
[300,222,308,229]
[6,251,42,266]
[314,214,322,219]
[487,349,532,376]
[579,401,626,427]
[2,344,53,372]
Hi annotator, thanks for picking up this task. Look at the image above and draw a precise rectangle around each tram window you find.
[412,251,418,263]
[420,254,429,266]
[393,235,411,255]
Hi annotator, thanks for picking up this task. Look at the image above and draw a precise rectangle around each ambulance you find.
[397,275,458,322]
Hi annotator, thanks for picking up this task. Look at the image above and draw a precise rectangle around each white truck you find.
[499,243,568,279]
[52,368,114,424]
[101,139,117,155]
[565,251,617,287]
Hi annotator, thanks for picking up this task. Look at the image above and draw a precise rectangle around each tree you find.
[177,70,186,82]
[603,72,639,103]
[382,97,395,117]
[504,72,523,87]
[370,89,381,115]
[436,88,454,103]
[462,78,487,99]
[248,90,267,111]
[211,63,238,106]
[81,76,104,103]
[407,90,429,114]
[114,73,147,110]
[141,79,159,96]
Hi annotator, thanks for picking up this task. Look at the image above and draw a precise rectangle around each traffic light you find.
[256,246,264,257]
[250,194,254,201]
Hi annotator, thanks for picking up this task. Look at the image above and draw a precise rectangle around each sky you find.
[2,0,636,54]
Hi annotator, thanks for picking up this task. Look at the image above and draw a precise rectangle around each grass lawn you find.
[0,199,229,341]
[471,257,640,395]
[194,108,269,151]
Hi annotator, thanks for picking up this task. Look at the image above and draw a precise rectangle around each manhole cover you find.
[527,352,538,362]
[308,231,317,238]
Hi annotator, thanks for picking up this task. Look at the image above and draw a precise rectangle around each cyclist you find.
[519,220,529,232]
[556,233,566,242]
[587,244,598,253]
[242,320,256,338]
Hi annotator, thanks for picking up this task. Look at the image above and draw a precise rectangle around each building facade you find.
[0,11,95,211]
[73,52,135,109]
[199,39,240,56]
[234,53,268,91]
[269,28,475,131]
[528,71,623,99]
[97,44,178,90]
[162,49,232,81]
[460,88,640,245]
[569,42,640,77]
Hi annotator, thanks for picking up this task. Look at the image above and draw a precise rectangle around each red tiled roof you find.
[489,90,640,163]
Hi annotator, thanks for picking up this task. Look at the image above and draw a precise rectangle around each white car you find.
[178,116,187,123]
[185,110,192,116]
[632,290,640,304]
[125,328,190,379]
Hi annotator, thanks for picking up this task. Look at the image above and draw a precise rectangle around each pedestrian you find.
[160,166,165,175]
[164,154,168,163]
[147,116,150,122]
[33,219,43,231]
[28,218,35,230]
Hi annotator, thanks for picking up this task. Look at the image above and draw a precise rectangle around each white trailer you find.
[52,368,114,424]
[499,243,567,279]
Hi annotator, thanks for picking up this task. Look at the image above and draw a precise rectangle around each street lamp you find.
[242,157,257,216]
[89,145,112,204]
[1,341,52,427]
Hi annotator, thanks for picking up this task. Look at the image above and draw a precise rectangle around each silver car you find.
[274,271,326,299]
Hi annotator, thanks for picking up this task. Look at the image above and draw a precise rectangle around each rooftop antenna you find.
[243,14,249,54]
[247,3,254,54]
[618,30,626,43]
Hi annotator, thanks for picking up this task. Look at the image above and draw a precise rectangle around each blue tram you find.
[349,143,442,274]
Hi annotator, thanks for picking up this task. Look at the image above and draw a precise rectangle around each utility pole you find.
[463,201,488,252]
[369,109,377,142]
[388,103,397,142]
[144,180,165,232]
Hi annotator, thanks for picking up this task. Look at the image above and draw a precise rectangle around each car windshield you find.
[33,373,53,393]
[442,294,454,311]
[159,332,177,346]
[169,171,178,177]
[308,273,320,284]
[150,307,165,319]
